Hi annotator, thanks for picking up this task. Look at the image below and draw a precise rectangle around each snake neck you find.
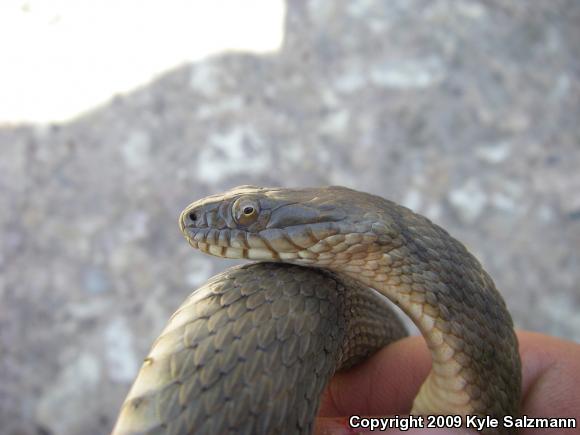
[340,268,473,415]
[319,241,520,421]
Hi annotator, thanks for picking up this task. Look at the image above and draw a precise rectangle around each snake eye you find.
[233,197,260,226]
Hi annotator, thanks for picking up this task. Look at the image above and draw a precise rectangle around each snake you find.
[112,185,521,434]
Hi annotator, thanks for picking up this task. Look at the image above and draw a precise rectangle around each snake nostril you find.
[188,212,198,222]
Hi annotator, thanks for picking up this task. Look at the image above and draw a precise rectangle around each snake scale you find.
[112,185,521,434]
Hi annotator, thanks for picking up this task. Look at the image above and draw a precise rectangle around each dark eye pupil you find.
[188,212,197,221]
[243,206,254,215]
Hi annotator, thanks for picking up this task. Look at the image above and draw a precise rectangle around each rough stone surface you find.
[1,1,579,434]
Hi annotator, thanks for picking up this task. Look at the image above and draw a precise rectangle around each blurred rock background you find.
[1,1,579,434]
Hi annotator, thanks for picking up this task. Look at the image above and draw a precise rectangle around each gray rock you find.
[448,180,488,223]
[475,141,511,164]
[104,317,139,385]
[35,353,101,434]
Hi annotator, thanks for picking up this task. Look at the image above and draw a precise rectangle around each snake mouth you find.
[182,227,282,260]
[181,222,358,264]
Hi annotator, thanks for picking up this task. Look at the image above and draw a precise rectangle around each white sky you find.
[0,0,285,124]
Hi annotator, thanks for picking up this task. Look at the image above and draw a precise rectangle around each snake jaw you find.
[180,219,352,263]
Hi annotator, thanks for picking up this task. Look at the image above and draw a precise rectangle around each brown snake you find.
[112,185,521,434]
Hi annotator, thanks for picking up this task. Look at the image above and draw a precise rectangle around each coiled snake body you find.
[112,186,521,434]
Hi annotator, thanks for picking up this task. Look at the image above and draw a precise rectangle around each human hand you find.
[315,331,580,434]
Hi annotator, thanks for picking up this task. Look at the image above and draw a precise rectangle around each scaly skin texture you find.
[178,185,521,433]
[111,263,406,435]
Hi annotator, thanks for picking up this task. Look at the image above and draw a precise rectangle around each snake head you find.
[179,185,401,264]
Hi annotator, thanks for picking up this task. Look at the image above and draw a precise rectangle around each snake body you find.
[112,185,521,434]
[111,263,406,434]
